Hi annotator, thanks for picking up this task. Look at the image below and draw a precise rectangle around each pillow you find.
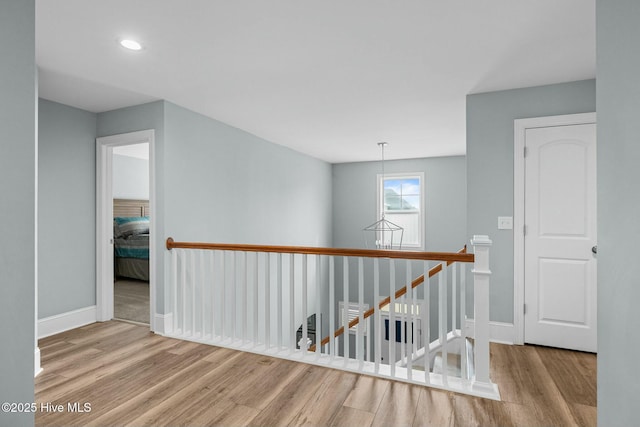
[114,216,149,238]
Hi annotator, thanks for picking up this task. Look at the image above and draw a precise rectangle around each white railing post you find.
[460,262,467,380]
[471,235,499,397]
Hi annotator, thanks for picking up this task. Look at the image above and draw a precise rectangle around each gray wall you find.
[333,156,467,252]
[596,1,640,424]
[466,80,596,323]
[0,0,36,425]
[112,154,149,200]
[38,99,97,318]
[163,101,332,248]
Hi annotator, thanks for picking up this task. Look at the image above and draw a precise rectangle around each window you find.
[378,173,424,249]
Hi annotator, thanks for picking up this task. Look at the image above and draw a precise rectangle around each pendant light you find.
[363,142,404,249]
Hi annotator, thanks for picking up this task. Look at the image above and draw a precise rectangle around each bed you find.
[113,199,150,281]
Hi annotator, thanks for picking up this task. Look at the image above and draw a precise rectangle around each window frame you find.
[376,172,425,250]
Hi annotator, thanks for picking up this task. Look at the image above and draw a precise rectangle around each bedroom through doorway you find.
[112,145,150,324]
[96,130,156,331]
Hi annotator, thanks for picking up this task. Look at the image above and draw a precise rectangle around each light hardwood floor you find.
[114,279,149,324]
[35,321,596,427]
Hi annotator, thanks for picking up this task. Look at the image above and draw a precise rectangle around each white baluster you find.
[171,248,177,335]
[181,250,186,336]
[389,259,396,377]
[357,257,364,367]
[301,254,308,355]
[406,259,412,380]
[190,250,196,337]
[289,253,295,354]
[230,251,236,342]
[412,278,418,374]
[265,252,270,350]
[315,255,321,358]
[440,261,448,385]
[200,250,205,339]
[374,258,380,372]
[343,257,349,366]
[210,251,216,341]
[400,272,406,367]
[241,251,247,344]
[365,259,372,363]
[253,252,258,346]
[220,251,226,340]
[452,262,457,336]
[277,253,283,351]
[367,316,372,363]
[329,256,335,360]
[423,261,430,382]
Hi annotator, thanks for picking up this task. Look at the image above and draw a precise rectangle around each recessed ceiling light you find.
[120,39,142,51]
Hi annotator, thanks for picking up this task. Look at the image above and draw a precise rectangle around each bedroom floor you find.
[114,279,149,324]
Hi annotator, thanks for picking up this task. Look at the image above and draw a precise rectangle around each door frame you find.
[96,129,156,331]
[513,112,596,345]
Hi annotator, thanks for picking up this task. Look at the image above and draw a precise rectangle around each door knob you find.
[592,245,597,254]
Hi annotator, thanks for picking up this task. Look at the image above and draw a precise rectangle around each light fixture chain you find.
[379,142,387,219]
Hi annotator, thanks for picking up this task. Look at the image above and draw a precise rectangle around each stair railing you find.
[164,235,499,400]
[308,246,468,352]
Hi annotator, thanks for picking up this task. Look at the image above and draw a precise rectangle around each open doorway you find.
[96,130,156,331]
[112,143,150,324]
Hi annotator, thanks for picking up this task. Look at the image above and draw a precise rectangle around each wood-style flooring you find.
[35,321,596,427]
[114,279,149,324]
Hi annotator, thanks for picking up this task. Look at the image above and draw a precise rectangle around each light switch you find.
[498,216,513,230]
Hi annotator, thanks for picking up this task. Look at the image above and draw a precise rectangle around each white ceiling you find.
[36,1,595,163]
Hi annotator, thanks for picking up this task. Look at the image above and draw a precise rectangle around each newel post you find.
[471,235,500,398]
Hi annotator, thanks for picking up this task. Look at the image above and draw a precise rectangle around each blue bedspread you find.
[114,233,149,259]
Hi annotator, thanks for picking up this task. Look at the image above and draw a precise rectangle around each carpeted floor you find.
[114,279,149,324]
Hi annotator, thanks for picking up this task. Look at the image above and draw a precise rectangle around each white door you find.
[524,123,597,352]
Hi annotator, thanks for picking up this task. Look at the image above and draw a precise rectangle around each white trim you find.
[35,72,40,378]
[96,130,157,331]
[34,347,42,377]
[96,141,114,321]
[153,313,174,335]
[513,113,596,345]
[38,306,97,339]
[465,319,514,345]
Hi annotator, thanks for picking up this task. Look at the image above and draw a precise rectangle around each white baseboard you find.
[38,305,97,339]
[465,319,514,345]
[153,312,173,335]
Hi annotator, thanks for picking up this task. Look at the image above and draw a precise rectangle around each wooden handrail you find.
[308,245,468,352]
[166,237,474,263]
